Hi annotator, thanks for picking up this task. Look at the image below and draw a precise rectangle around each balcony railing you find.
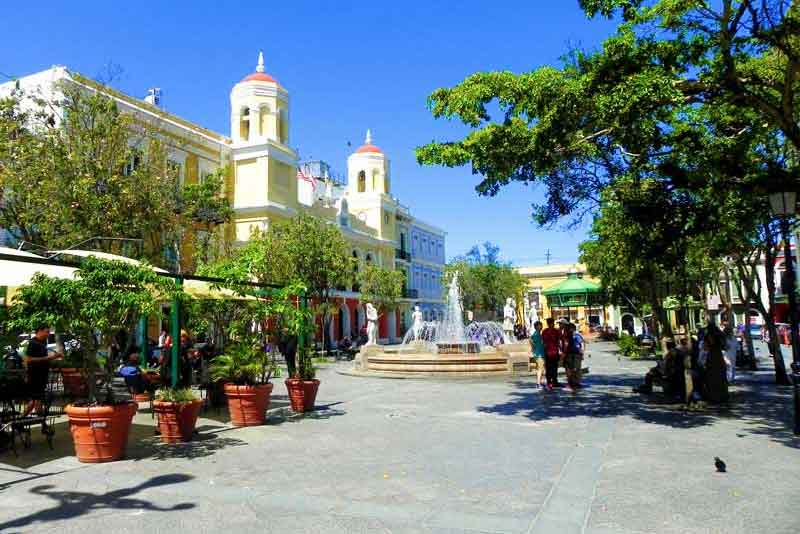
[395,248,411,261]
[403,288,419,299]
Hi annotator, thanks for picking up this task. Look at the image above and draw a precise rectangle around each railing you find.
[395,248,411,261]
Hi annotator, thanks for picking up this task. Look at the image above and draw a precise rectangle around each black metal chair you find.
[0,370,57,456]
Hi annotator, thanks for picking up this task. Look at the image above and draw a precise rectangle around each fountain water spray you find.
[400,272,511,353]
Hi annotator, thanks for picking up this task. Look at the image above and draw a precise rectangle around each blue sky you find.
[2,1,618,265]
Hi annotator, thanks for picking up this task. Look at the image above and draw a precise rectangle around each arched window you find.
[239,107,250,141]
[358,171,366,193]
[372,169,379,191]
[365,253,373,265]
[258,104,270,137]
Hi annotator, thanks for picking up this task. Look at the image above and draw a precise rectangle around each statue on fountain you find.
[503,297,516,342]
[412,305,424,340]
[365,303,379,346]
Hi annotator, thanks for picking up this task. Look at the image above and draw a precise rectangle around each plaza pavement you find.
[1,340,798,534]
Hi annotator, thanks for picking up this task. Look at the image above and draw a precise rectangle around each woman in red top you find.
[541,318,562,390]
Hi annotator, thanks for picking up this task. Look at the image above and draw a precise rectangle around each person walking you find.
[541,318,561,390]
[530,321,546,387]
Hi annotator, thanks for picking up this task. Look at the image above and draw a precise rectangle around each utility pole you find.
[545,249,552,265]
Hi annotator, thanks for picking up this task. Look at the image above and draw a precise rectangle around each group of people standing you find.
[530,317,585,391]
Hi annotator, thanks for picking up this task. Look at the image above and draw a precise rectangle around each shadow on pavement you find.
[0,473,195,532]
[265,404,347,426]
[130,432,248,462]
[477,368,799,448]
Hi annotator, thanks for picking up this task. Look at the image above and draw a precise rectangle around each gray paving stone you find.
[1,340,797,533]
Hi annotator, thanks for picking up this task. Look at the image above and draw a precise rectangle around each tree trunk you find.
[54,332,65,357]
[732,264,756,367]
[742,304,756,369]
[763,224,792,385]
[649,282,669,339]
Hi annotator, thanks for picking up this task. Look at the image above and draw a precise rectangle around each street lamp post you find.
[769,191,800,435]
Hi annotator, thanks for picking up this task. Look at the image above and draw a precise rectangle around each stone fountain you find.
[352,274,532,377]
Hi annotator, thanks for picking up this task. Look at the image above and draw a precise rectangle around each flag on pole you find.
[297,166,316,189]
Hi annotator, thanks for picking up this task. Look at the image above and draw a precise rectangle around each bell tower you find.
[228,52,299,243]
[230,51,289,146]
[347,130,390,196]
[345,129,395,242]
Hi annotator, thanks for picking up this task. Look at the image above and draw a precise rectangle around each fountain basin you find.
[436,342,480,354]
[352,344,532,378]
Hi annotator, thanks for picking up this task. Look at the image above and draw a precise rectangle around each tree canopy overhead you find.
[416,0,800,227]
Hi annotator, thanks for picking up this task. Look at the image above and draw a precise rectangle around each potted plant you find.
[152,387,202,443]
[6,257,178,463]
[285,346,320,412]
[210,339,279,427]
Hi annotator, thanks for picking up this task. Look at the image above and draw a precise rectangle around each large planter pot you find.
[153,399,202,443]
[285,378,321,413]
[60,368,88,398]
[223,383,273,427]
[65,402,138,463]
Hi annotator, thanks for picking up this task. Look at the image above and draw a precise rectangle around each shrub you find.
[616,335,640,358]
[210,339,278,385]
[155,387,197,403]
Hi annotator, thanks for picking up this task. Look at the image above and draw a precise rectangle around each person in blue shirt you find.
[530,321,546,387]
[119,349,147,394]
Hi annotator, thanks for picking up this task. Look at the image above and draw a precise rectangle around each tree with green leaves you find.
[6,257,177,402]
[445,242,526,319]
[201,212,355,350]
[0,81,230,269]
[416,2,799,227]
[358,264,404,314]
[173,168,234,270]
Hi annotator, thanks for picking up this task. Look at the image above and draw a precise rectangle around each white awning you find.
[0,248,77,286]
[48,250,168,272]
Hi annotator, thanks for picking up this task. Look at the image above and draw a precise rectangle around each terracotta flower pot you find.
[285,378,321,412]
[65,402,138,463]
[153,399,202,443]
[60,368,88,398]
[132,392,151,403]
[223,383,273,427]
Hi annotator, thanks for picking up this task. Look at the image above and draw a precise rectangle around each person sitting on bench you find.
[120,350,149,395]
[633,340,681,395]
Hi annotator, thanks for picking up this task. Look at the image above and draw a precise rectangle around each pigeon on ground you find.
[714,457,726,473]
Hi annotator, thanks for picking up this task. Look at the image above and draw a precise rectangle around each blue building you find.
[394,212,446,332]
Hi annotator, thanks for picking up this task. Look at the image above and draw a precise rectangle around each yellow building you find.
[516,263,625,332]
[1,52,446,343]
